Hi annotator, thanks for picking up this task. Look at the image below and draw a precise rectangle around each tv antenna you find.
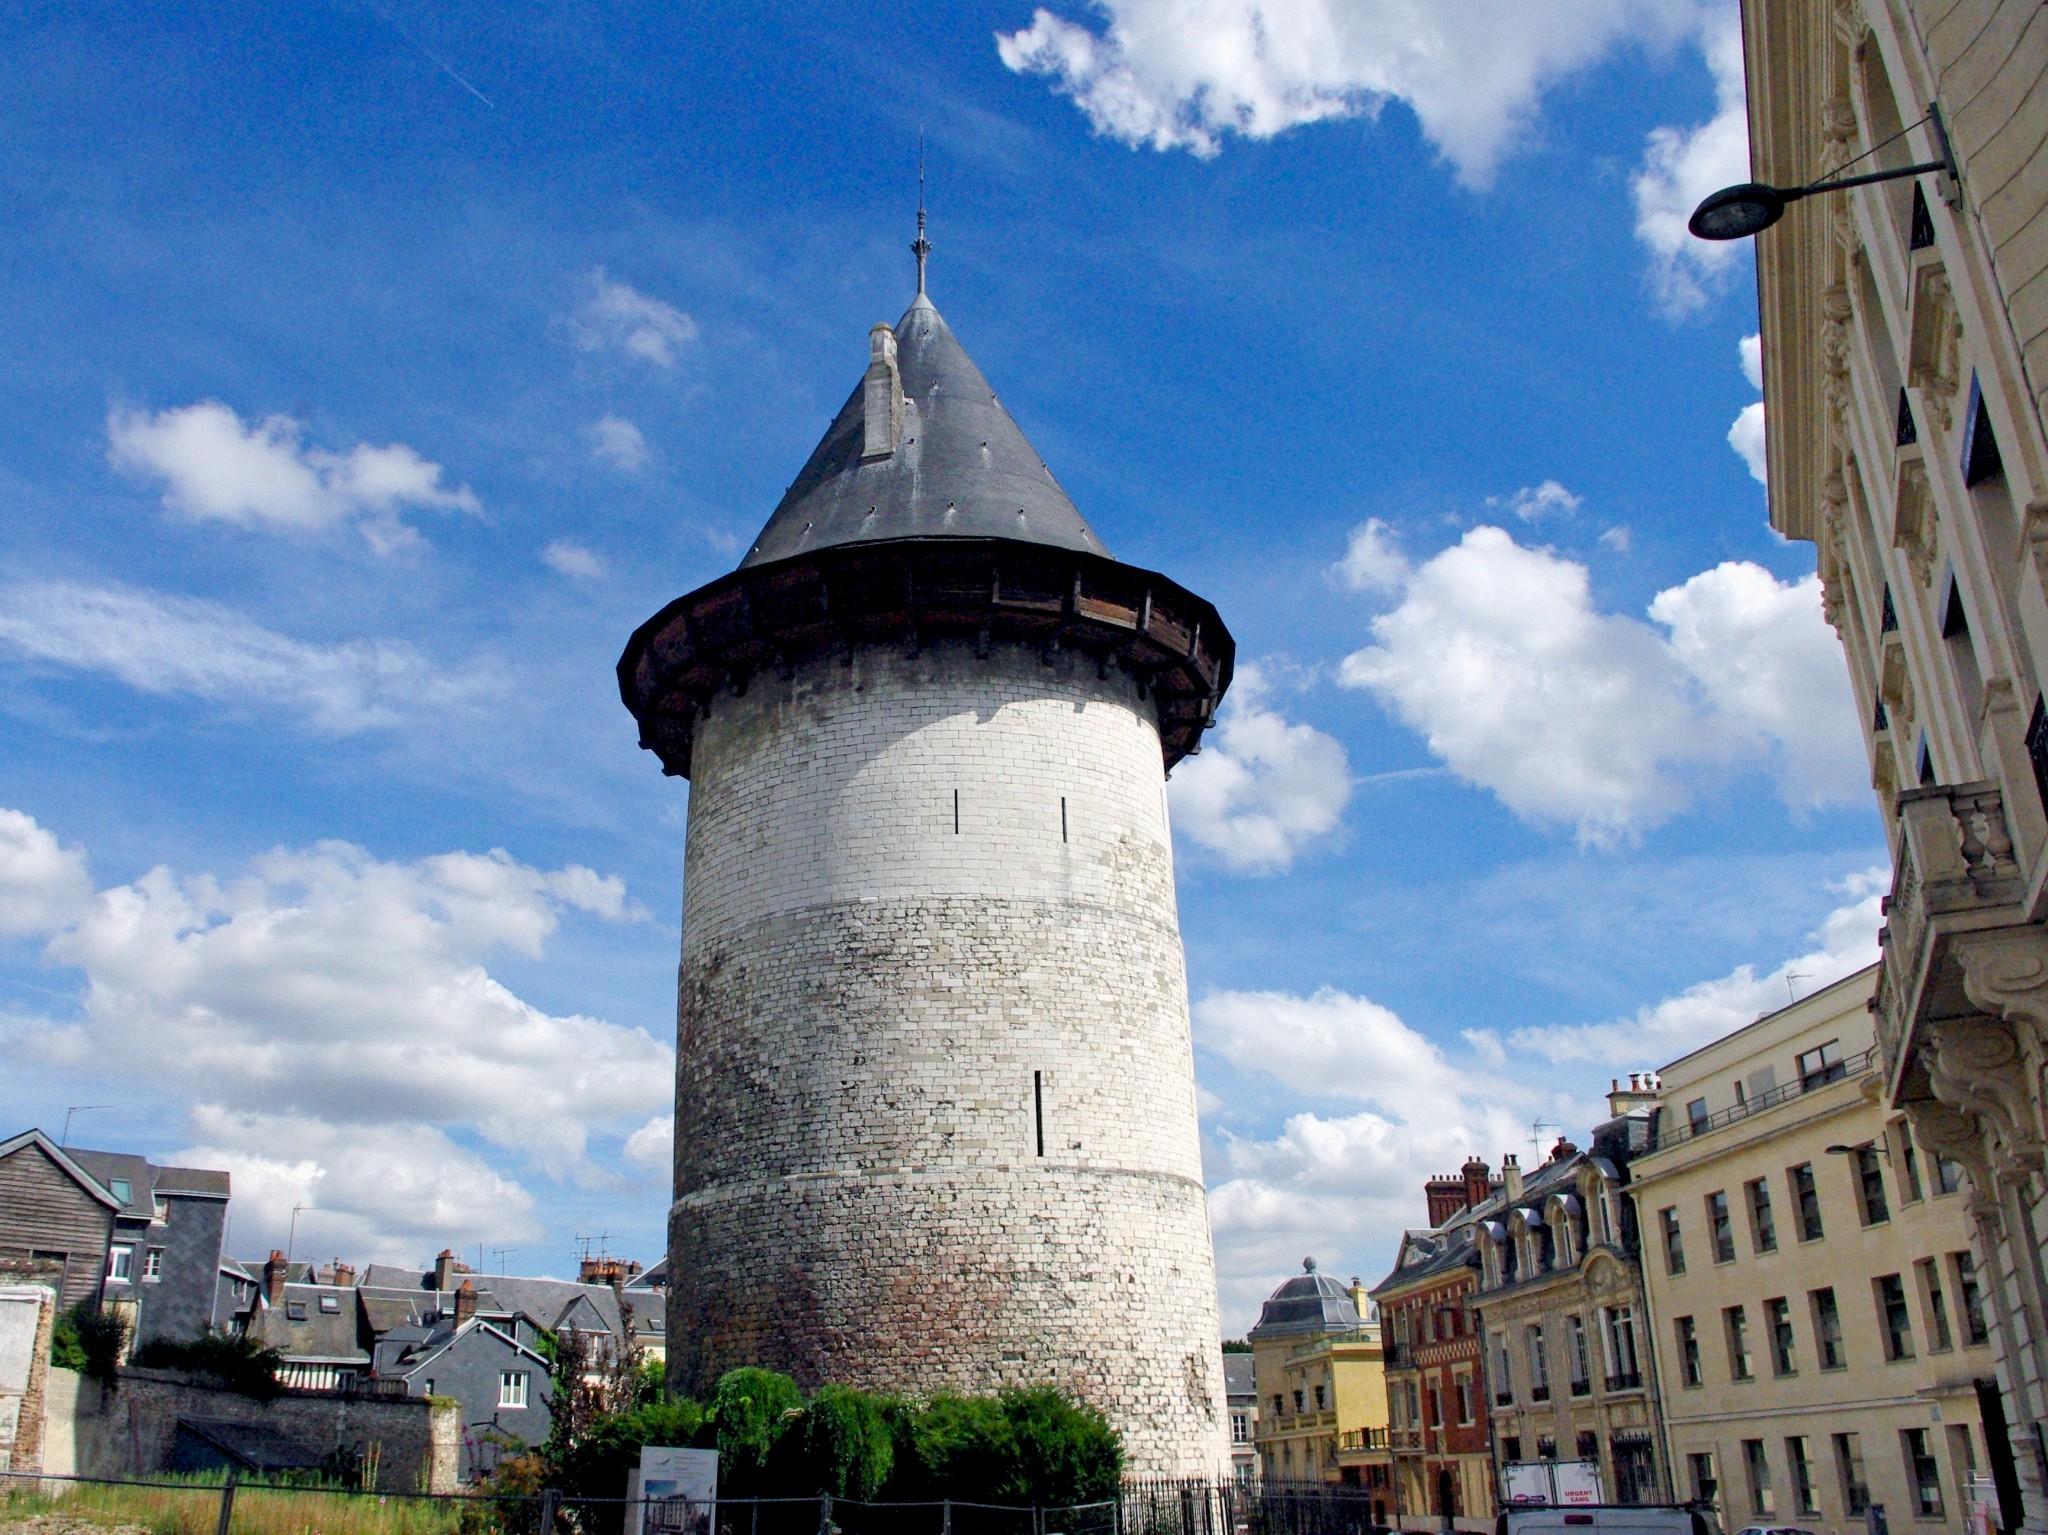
[1529,1119,1558,1155]
[61,1104,113,1147]
[1784,971,1810,1005]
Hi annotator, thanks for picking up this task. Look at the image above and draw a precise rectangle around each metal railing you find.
[1646,1047,1880,1151]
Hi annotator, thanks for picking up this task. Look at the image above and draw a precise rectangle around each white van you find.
[1496,1506,1713,1535]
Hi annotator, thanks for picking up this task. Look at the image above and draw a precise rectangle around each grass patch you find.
[0,1479,472,1535]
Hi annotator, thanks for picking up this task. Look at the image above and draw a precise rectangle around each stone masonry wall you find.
[669,638,1228,1477]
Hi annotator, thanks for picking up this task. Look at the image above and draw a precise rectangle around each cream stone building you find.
[1743,4,2048,1530]
[1470,1112,1668,1510]
[1633,966,1999,1535]
[1248,1263,1393,1502]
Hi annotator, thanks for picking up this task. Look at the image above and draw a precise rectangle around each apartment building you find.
[1741,5,2048,1527]
[1248,1261,1393,1501]
[1633,967,2004,1535]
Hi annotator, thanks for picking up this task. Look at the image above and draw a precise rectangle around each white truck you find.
[1495,1507,1713,1535]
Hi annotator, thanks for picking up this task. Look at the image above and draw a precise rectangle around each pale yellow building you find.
[1249,1261,1393,1502]
[1634,967,1997,1535]
[1744,4,2048,1531]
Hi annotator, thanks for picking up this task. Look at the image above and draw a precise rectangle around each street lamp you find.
[1688,105,1957,241]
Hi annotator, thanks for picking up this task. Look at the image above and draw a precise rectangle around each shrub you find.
[134,1328,284,1399]
[552,1397,706,1533]
[995,1387,1122,1505]
[793,1384,893,1499]
[706,1368,801,1494]
[52,1302,127,1386]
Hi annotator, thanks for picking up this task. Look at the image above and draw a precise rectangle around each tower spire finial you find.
[912,132,931,297]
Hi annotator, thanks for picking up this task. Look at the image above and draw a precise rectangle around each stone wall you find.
[0,1283,55,1472]
[63,1368,460,1492]
[669,638,1228,1477]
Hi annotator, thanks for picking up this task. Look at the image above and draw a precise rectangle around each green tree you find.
[793,1384,894,1499]
[997,1388,1122,1505]
[707,1367,802,1494]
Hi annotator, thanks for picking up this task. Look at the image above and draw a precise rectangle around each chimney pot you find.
[263,1250,289,1306]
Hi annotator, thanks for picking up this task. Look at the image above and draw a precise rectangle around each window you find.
[1527,1325,1550,1400]
[1495,1333,1513,1405]
[1293,1389,1305,1413]
[1791,1163,1824,1240]
[1812,1288,1846,1369]
[1918,1258,1953,1351]
[1604,1306,1641,1387]
[286,1299,307,1320]
[1766,1297,1796,1375]
[1271,1393,1283,1417]
[1835,1433,1871,1515]
[108,1179,131,1205]
[1902,1427,1944,1516]
[1934,1154,1966,1195]
[1456,1376,1474,1424]
[1725,1306,1754,1380]
[1746,1179,1777,1253]
[1537,1436,1558,1461]
[1660,1208,1686,1275]
[499,1370,529,1409]
[1688,1452,1720,1509]
[142,1247,164,1282]
[1577,1431,1598,1460]
[1567,1314,1591,1394]
[1707,1191,1735,1263]
[1897,1121,1925,1202]
[1232,1411,1250,1444]
[1675,1316,1701,1386]
[1797,1039,1846,1088]
[1855,1146,1891,1225]
[1314,1384,1326,1411]
[1743,1439,1776,1516]
[1878,1274,1916,1359]
[105,1245,132,1282]
[1955,1252,1990,1345]
[1687,1097,1710,1134]
[319,1293,340,1314]
[1786,1436,1819,1516]
[1503,1438,1523,1464]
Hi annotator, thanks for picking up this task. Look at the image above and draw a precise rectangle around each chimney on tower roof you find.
[862,326,904,462]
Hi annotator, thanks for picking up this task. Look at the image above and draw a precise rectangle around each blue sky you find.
[0,0,1883,1332]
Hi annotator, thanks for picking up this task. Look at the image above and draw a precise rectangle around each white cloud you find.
[0,809,93,939]
[0,580,478,735]
[1169,665,1352,873]
[1731,333,1768,483]
[568,271,697,368]
[177,1110,540,1264]
[1631,6,1751,314]
[542,539,608,581]
[623,1114,674,1174]
[1493,480,1583,522]
[997,0,1705,189]
[1194,982,1557,1328]
[584,416,649,473]
[108,401,478,553]
[1335,525,1863,841]
[1332,518,1408,593]
[1599,525,1632,551]
[13,830,669,1189]
[1508,870,1884,1065]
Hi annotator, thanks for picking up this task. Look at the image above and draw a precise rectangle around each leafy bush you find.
[902,1393,1012,1499]
[51,1302,127,1386]
[994,1387,1121,1505]
[134,1328,284,1399]
[706,1368,802,1494]
[793,1384,893,1499]
[552,1398,707,1534]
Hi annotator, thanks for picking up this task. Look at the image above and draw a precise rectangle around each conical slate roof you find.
[741,293,1110,568]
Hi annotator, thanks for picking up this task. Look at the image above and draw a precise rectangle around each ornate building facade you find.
[1248,1263,1393,1504]
[1744,4,2048,1529]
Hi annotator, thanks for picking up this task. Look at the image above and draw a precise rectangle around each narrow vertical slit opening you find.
[1061,796,1068,843]
[1033,1070,1044,1157]
[953,789,960,834]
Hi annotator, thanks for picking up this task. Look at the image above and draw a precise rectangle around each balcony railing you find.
[1569,1378,1590,1397]
[1339,1427,1390,1452]
[1494,1390,1513,1407]
[1646,1046,1880,1151]
[1605,1370,1643,1392]
[1530,1385,1550,1402]
[1383,1343,1411,1368]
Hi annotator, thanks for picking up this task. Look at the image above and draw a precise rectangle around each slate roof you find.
[70,1147,230,1210]
[740,293,1110,569]
[247,1282,368,1365]
[1222,1354,1256,1397]
[354,1269,630,1336]
[1247,1264,1368,1341]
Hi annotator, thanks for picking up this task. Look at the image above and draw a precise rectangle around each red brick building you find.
[1371,1158,1498,1532]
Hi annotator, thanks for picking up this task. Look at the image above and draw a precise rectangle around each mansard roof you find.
[741,293,1108,568]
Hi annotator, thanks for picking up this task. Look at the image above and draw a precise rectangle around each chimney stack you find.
[1502,1154,1524,1203]
[434,1248,458,1292]
[861,326,904,461]
[1608,1071,1663,1120]
[454,1279,477,1327]
[1462,1156,1492,1211]
[1350,1276,1370,1322]
[263,1250,289,1306]
[333,1262,357,1288]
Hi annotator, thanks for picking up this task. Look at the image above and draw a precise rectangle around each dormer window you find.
[109,1179,131,1205]
[286,1300,308,1321]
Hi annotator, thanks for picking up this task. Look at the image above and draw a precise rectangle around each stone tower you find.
[617,279,1234,1477]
